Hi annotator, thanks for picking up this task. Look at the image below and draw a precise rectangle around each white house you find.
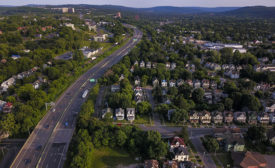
[1,77,16,92]
[265,104,275,113]
[126,108,135,121]
[161,80,168,87]
[140,61,145,68]
[169,80,176,87]
[115,108,125,120]
[64,23,75,30]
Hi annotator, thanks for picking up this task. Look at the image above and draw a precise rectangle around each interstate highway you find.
[10,25,142,168]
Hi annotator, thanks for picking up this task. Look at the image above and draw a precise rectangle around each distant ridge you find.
[223,6,275,18]
[0,4,274,18]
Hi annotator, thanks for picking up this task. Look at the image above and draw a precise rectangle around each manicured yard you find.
[90,147,139,168]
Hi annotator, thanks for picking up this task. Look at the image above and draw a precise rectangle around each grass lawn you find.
[90,147,139,168]
[133,115,152,124]
[216,153,233,168]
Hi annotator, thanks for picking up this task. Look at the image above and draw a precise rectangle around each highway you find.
[10,25,142,168]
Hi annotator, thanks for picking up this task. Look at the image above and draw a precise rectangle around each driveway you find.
[191,137,217,168]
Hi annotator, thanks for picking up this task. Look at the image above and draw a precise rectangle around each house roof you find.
[173,146,188,155]
[170,136,185,147]
[240,151,267,168]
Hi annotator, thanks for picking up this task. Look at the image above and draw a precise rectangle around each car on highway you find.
[36,145,42,151]
[44,124,49,129]
[82,89,89,98]
[24,159,31,165]
[64,121,69,127]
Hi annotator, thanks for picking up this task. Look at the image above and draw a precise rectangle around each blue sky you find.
[0,0,275,8]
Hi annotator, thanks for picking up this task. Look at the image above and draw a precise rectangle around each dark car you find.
[24,159,31,165]
[36,145,42,151]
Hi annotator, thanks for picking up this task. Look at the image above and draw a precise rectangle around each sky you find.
[0,0,275,8]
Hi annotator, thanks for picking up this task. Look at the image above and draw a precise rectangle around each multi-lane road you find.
[10,25,142,168]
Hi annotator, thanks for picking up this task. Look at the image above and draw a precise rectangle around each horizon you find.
[0,0,275,8]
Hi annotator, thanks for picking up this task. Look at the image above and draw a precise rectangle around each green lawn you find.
[216,153,233,168]
[90,147,138,168]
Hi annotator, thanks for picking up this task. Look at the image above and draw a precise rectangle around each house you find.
[172,146,189,162]
[200,111,211,124]
[11,55,21,60]
[224,111,234,124]
[232,151,267,168]
[93,34,108,42]
[164,98,172,105]
[224,70,238,78]
[167,109,176,120]
[126,108,135,121]
[152,62,157,68]
[210,81,217,89]
[169,137,189,162]
[33,80,41,89]
[146,62,151,69]
[134,77,141,86]
[212,111,223,124]
[64,23,75,30]
[1,77,16,92]
[169,136,186,149]
[234,112,247,124]
[169,80,176,87]
[171,63,176,70]
[204,92,213,104]
[3,102,13,113]
[193,80,201,89]
[101,108,113,119]
[265,104,275,113]
[176,79,184,87]
[115,108,125,120]
[258,113,270,124]
[144,160,159,168]
[161,80,168,87]
[0,100,6,112]
[166,62,171,69]
[225,135,245,152]
[140,61,145,68]
[186,80,193,87]
[152,78,159,87]
[119,74,125,81]
[111,85,120,92]
[130,66,135,73]
[201,79,210,89]
[247,111,258,125]
[267,129,275,145]
[134,60,139,66]
[269,113,275,124]
[189,111,199,124]
[163,161,178,168]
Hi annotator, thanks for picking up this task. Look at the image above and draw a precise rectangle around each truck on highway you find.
[82,89,89,98]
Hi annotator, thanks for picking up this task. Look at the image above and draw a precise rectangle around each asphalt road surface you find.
[10,25,142,168]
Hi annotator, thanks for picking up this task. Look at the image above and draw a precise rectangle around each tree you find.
[73,50,84,62]
[137,101,152,115]
[115,130,127,147]
[224,98,233,110]
[192,88,204,103]
[171,109,188,124]
[0,113,15,136]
